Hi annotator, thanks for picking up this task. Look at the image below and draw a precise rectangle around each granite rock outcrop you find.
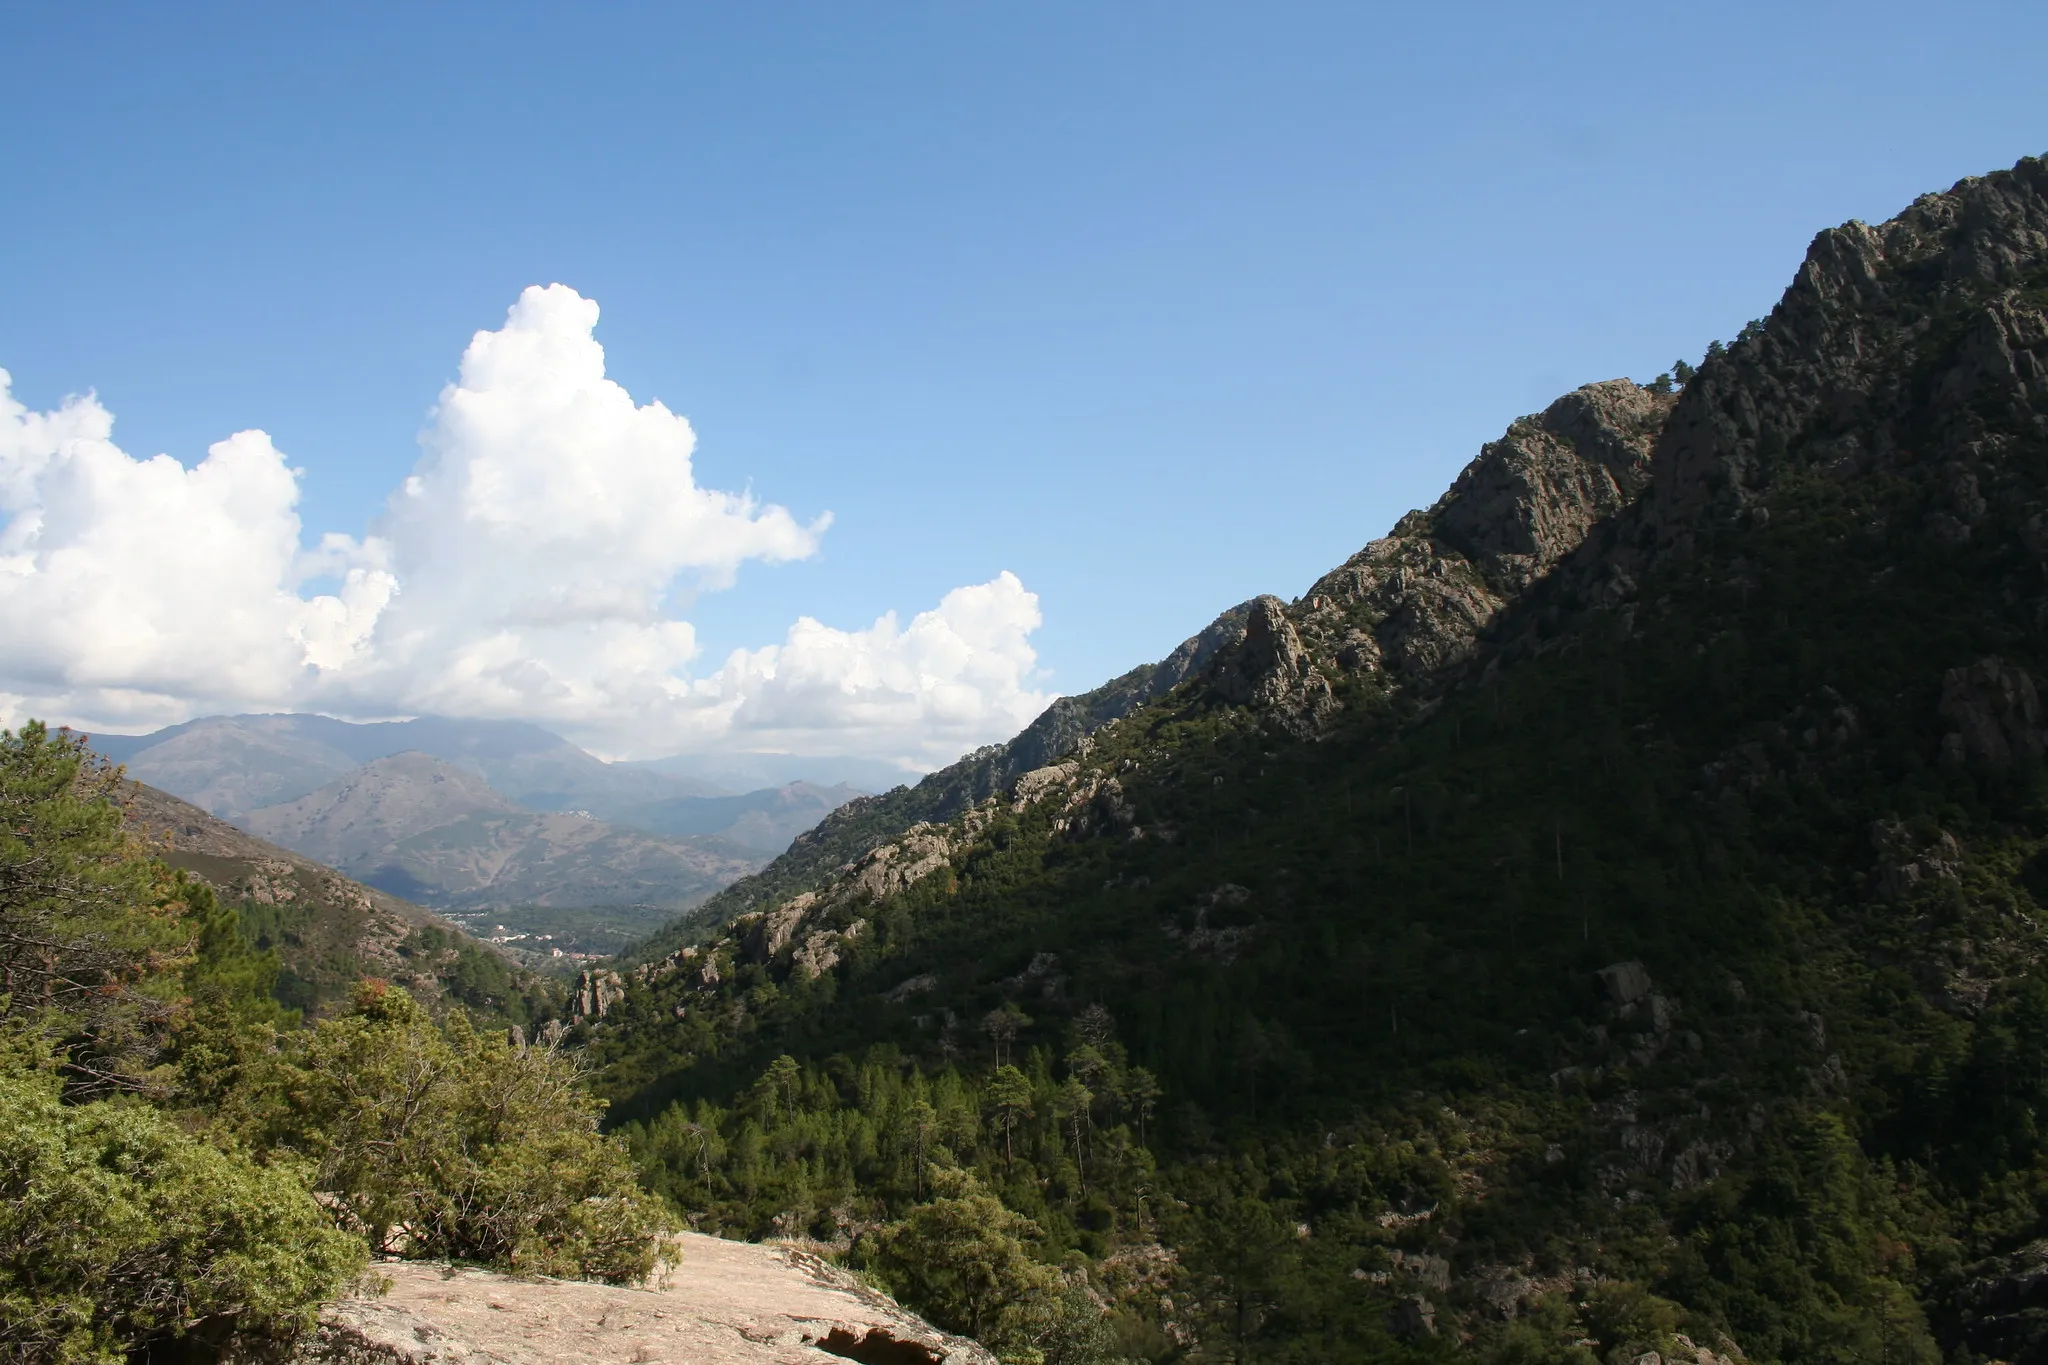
[296,1234,993,1365]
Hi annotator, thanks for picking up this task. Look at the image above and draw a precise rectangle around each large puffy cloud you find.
[0,286,1052,766]
[709,573,1048,768]
[0,384,362,726]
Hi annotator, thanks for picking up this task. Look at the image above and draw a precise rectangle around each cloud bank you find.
[0,285,1051,767]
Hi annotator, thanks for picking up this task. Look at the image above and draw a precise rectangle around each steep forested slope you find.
[586,157,2048,1364]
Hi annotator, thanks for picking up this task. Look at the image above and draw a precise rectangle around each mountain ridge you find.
[94,714,879,915]
[99,713,728,819]
[582,155,2048,1363]
[241,751,763,912]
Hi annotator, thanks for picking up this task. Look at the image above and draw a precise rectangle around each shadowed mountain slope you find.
[617,601,1256,964]
[586,157,2048,1363]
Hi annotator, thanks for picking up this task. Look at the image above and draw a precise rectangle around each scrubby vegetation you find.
[0,723,670,1361]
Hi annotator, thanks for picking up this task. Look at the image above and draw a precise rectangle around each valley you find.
[93,712,876,930]
[16,16,2032,1365]
[15,150,2048,1365]
[120,778,555,1021]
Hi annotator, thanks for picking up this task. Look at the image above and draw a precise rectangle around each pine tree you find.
[985,1065,1034,1169]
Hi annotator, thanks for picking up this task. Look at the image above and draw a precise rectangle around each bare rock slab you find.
[300,1233,994,1365]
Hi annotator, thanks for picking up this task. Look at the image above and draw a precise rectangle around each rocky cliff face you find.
[1196,159,2048,731]
[1199,378,1675,724]
[1637,161,2048,554]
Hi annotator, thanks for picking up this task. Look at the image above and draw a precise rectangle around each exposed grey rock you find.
[1475,1268,1536,1319]
[1939,656,2047,765]
[1283,379,1675,692]
[1432,380,1670,591]
[847,825,956,902]
[1635,158,2048,558]
[1013,762,1081,807]
[1210,597,1337,735]
[885,973,939,1002]
[1870,819,1964,902]
[1388,1249,1451,1292]
[1598,960,1652,1005]
[1952,1237,2048,1363]
[1389,1295,1437,1339]
[744,893,816,962]
[793,920,863,980]
[1072,777,1139,840]
[573,969,626,1019]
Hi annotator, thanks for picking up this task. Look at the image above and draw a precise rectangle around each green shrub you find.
[267,980,674,1282]
[870,1168,1061,1348]
[0,1060,364,1364]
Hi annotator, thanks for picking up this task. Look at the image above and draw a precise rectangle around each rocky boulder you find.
[1940,656,2047,765]
[1209,597,1336,733]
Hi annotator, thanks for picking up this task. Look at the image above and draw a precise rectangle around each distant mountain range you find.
[87,714,875,911]
[92,714,722,818]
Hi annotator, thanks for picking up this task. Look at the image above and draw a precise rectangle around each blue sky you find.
[1,2,2043,761]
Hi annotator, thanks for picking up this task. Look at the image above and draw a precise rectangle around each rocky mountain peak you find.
[1210,595,1336,735]
[1639,155,2048,554]
[1196,377,1675,723]
[1198,156,2048,737]
[1430,377,1672,588]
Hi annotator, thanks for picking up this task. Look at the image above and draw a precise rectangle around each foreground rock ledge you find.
[297,1232,995,1365]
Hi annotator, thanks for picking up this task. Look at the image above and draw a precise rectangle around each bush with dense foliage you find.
[869,1167,1060,1346]
[0,1058,365,1364]
[252,979,673,1283]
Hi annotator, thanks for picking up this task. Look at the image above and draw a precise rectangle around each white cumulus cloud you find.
[0,286,1052,766]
